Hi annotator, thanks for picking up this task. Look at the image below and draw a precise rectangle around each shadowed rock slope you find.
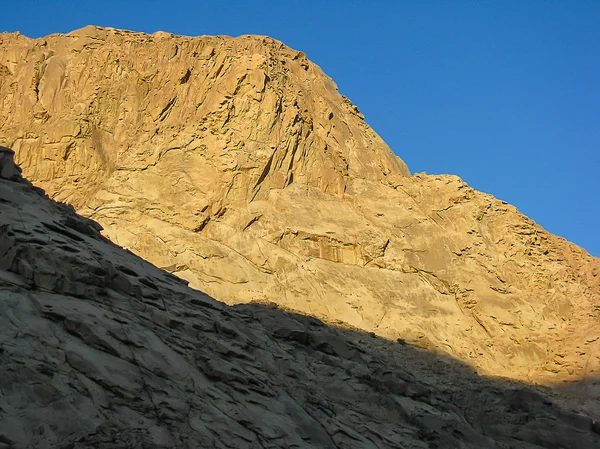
[2,148,600,448]
[0,26,599,392]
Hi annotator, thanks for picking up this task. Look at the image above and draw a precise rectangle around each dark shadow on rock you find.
[0,152,599,448]
[233,302,600,448]
[0,146,23,182]
[553,377,600,421]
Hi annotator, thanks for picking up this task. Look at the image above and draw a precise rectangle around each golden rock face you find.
[1,26,599,394]
[3,158,599,448]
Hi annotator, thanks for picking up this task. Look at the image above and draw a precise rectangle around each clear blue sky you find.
[2,1,599,256]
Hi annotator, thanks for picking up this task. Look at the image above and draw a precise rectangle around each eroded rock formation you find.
[1,146,599,448]
[0,26,599,397]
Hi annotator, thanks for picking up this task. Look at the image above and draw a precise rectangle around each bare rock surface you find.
[0,26,599,398]
[1,150,600,448]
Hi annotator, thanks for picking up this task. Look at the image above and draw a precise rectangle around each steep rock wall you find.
[1,27,599,391]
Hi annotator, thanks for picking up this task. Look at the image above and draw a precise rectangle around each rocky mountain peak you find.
[0,25,408,207]
[1,26,599,412]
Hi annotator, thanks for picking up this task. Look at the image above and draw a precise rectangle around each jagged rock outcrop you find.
[0,26,599,401]
[1,147,600,448]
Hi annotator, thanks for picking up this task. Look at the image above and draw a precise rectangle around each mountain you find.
[0,25,599,406]
[2,143,600,448]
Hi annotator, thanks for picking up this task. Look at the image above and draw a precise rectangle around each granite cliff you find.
[0,26,599,408]
[2,145,600,448]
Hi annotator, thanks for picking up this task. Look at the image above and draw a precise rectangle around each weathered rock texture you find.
[1,26,599,399]
[1,147,600,448]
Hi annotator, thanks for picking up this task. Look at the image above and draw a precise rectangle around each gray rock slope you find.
[1,146,599,448]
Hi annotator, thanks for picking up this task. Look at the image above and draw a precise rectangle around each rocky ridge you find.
[2,146,600,448]
[0,26,599,398]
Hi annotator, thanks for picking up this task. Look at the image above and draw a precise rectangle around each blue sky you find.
[2,1,599,256]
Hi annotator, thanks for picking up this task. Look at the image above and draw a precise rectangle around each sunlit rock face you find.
[1,26,599,392]
[1,147,600,449]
